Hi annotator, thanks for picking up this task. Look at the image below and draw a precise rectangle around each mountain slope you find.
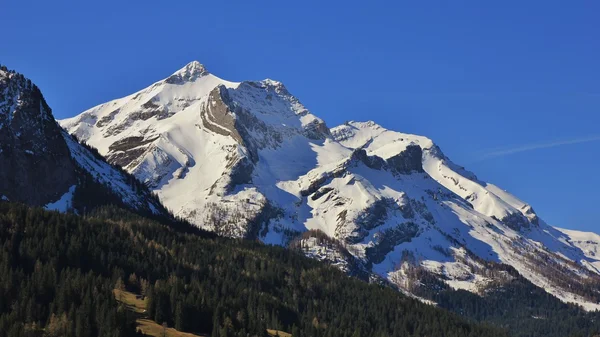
[0,65,166,217]
[331,121,600,310]
[61,61,600,311]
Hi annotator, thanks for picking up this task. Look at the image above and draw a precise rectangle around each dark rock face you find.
[311,187,334,201]
[356,198,397,231]
[200,81,331,194]
[521,205,540,226]
[342,198,399,244]
[95,108,120,127]
[130,98,170,120]
[387,144,424,174]
[201,86,245,144]
[300,164,347,197]
[303,118,330,140]
[201,86,258,193]
[351,149,385,170]
[0,69,76,205]
[106,135,160,168]
[500,212,532,231]
[245,202,284,240]
[366,222,420,264]
[350,145,423,174]
[225,154,254,192]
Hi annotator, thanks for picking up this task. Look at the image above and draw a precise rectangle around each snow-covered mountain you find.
[0,65,166,216]
[61,61,600,310]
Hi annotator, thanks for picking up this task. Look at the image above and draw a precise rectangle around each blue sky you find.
[3,1,599,232]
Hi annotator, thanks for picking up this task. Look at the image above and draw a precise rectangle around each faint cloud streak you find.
[476,135,600,162]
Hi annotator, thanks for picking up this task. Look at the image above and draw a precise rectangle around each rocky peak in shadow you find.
[0,66,77,205]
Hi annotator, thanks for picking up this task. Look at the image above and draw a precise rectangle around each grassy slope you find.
[115,289,292,337]
[114,289,206,337]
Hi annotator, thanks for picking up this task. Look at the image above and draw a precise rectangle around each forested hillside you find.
[406,264,600,337]
[0,203,504,337]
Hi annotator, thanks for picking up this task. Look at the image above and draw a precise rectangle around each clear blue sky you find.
[3,1,599,232]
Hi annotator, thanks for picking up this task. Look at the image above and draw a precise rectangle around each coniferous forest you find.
[0,202,505,337]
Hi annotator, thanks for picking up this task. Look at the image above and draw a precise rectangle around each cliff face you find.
[0,68,76,205]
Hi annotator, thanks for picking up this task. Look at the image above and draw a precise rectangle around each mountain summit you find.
[61,62,600,310]
[166,60,209,84]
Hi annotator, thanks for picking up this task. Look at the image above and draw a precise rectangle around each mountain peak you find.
[181,60,206,73]
[165,60,208,84]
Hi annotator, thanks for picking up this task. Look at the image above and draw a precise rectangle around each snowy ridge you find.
[333,121,600,310]
[61,61,600,310]
[62,131,163,214]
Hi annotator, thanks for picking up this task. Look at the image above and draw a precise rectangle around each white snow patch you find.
[45,185,76,212]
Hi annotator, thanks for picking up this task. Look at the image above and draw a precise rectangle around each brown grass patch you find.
[114,288,206,337]
[267,329,292,337]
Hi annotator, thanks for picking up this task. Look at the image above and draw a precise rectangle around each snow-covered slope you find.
[61,61,600,310]
[332,121,600,310]
[62,61,331,236]
[0,65,166,216]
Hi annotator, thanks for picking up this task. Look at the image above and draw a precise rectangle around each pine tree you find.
[175,302,184,331]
